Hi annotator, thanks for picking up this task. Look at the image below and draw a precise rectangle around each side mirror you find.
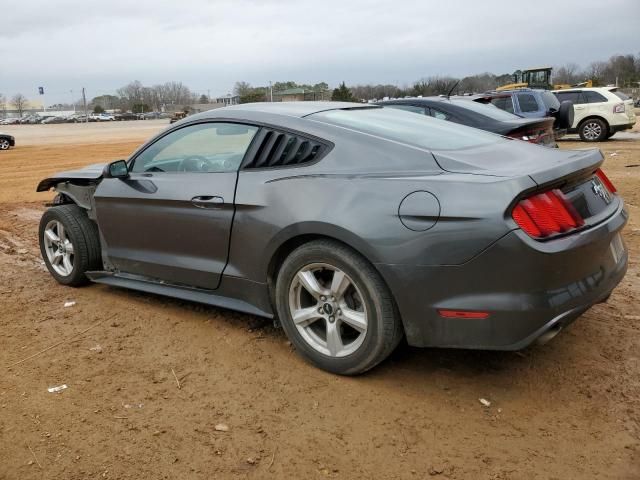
[104,160,129,179]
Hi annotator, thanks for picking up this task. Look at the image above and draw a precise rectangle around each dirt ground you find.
[0,120,639,480]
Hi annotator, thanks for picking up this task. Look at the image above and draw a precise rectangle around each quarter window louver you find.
[243,129,327,169]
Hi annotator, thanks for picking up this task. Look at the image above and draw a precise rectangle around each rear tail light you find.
[613,103,625,114]
[512,189,584,239]
[595,168,617,193]
[437,309,490,319]
[508,131,540,143]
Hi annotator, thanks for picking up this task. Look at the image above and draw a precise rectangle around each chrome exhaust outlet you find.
[536,325,563,345]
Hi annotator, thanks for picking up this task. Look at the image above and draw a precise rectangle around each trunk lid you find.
[431,141,603,186]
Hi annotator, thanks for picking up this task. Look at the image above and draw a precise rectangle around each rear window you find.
[611,90,630,101]
[450,99,521,120]
[384,104,427,115]
[309,107,504,151]
[489,96,515,114]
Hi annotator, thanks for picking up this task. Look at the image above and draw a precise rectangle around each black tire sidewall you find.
[275,242,392,375]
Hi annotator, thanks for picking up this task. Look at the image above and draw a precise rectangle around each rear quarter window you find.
[611,91,630,101]
[310,107,505,151]
[490,96,515,114]
[584,91,608,103]
[541,91,560,110]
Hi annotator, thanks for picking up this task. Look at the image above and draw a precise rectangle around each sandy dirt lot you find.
[0,120,639,479]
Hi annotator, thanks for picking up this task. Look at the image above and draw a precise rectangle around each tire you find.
[0,139,10,150]
[556,101,574,130]
[578,118,608,142]
[275,239,403,375]
[39,204,102,286]
[607,131,616,139]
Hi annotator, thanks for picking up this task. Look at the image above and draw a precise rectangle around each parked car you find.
[67,114,88,123]
[89,113,115,122]
[36,102,627,375]
[471,88,573,139]
[0,132,15,150]
[0,118,20,125]
[20,115,42,124]
[635,98,640,108]
[552,87,637,141]
[114,112,139,121]
[377,97,557,147]
[42,116,68,124]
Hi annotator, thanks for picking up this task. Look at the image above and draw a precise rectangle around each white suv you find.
[553,87,636,141]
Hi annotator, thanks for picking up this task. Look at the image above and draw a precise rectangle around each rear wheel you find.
[0,139,10,150]
[275,240,403,375]
[579,118,608,142]
[39,205,102,286]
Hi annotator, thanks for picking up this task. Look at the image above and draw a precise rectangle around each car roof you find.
[553,87,615,93]
[192,102,376,120]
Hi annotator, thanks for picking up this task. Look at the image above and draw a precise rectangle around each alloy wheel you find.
[583,121,602,140]
[0,139,9,150]
[43,220,75,276]
[288,263,368,357]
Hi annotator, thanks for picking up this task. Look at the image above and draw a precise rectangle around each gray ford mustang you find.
[37,102,628,374]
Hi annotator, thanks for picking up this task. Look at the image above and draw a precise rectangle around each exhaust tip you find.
[536,325,563,345]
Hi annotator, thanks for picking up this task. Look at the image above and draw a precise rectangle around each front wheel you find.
[579,118,608,142]
[0,139,10,150]
[39,205,102,286]
[275,240,403,375]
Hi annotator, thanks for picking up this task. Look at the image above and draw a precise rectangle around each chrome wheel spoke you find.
[340,307,367,333]
[297,270,326,299]
[62,254,73,274]
[52,252,63,265]
[45,229,59,243]
[326,321,343,357]
[330,270,350,299]
[292,306,322,327]
[64,241,74,255]
[56,222,66,242]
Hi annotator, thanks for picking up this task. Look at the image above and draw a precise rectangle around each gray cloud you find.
[1,0,638,103]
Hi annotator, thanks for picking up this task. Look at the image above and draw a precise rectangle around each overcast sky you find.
[2,0,639,104]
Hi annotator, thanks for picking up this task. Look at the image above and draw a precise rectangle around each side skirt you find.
[85,271,273,319]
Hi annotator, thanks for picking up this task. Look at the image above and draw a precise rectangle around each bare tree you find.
[11,93,29,117]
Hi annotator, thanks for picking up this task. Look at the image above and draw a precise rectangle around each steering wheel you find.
[178,155,210,172]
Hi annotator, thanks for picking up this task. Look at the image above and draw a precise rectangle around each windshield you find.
[449,99,521,121]
[309,107,504,151]
[541,91,561,110]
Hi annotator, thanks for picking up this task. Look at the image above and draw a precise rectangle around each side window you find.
[130,123,258,173]
[584,91,607,103]
[555,91,579,104]
[385,104,427,115]
[490,96,515,114]
[428,108,449,120]
[517,94,540,113]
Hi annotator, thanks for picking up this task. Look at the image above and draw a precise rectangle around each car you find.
[35,102,628,375]
[89,113,115,122]
[552,87,637,141]
[377,97,558,147]
[471,88,573,139]
[114,112,139,121]
[42,116,68,124]
[67,114,88,123]
[170,111,188,123]
[0,118,20,125]
[0,132,15,150]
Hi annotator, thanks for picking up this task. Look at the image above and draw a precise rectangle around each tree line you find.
[1,52,639,116]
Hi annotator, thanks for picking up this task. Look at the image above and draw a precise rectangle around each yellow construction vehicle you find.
[496,67,593,91]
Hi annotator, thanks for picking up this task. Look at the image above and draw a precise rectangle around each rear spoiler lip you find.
[527,148,604,188]
[36,163,107,192]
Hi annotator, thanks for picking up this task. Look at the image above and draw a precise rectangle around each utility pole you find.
[82,88,88,122]
[269,81,273,102]
[70,90,76,113]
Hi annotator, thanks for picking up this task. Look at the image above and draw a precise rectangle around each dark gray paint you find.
[37,102,628,349]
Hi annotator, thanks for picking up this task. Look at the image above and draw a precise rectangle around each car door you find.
[94,122,259,290]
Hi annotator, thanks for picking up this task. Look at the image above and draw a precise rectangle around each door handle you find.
[191,195,224,208]
[575,106,585,110]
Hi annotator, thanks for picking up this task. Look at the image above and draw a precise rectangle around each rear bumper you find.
[610,122,635,133]
[378,202,628,349]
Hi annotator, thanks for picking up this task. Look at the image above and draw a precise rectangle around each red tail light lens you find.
[613,103,625,114]
[595,168,617,193]
[512,189,584,239]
